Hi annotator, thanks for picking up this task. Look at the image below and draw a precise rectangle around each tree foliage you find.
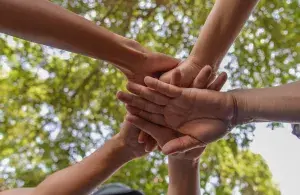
[1,0,299,194]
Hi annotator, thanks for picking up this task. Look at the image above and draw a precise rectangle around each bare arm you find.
[190,0,259,70]
[30,134,134,195]
[231,81,300,125]
[0,188,34,195]
[161,0,259,86]
[166,1,259,192]
[119,77,300,153]
[167,158,200,195]
[0,0,148,74]
[0,135,134,195]
[1,119,150,195]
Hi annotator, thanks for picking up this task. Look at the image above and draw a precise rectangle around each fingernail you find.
[125,114,132,120]
[126,117,133,123]
[138,140,144,144]
[167,151,179,156]
[145,145,152,152]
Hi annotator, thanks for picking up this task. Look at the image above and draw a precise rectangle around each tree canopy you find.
[0,0,299,194]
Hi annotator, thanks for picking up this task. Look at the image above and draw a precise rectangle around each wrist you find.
[168,156,200,169]
[227,89,255,126]
[187,54,217,74]
[110,134,137,162]
[168,156,200,195]
[112,37,148,77]
[186,55,205,71]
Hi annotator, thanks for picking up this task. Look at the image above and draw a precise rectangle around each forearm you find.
[190,0,259,71]
[167,157,200,195]
[32,135,134,195]
[0,0,146,72]
[230,81,300,124]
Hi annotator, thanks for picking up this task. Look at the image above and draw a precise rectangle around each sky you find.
[250,123,300,195]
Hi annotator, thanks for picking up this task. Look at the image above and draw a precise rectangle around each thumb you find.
[151,53,180,74]
[162,135,205,155]
[160,60,201,87]
[159,61,184,84]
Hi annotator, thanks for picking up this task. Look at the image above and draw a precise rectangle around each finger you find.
[151,53,180,72]
[192,65,212,89]
[170,69,182,87]
[145,137,157,152]
[117,91,164,114]
[179,146,206,160]
[126,105,168,127]
[144,76,182,98]
[179,119,228,145]
[162,135,205,155]
[126,114,175,147]
[159,60,184,84]
[157,146,162,151]
[138,131,148,144]
[208,72,227,91]
[127,82,169,105]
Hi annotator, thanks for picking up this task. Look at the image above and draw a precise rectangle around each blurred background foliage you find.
[0,0,299,194]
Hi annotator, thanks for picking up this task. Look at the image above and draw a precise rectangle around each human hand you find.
[115,117,157,159]
[118,66,229,156]
[140,66,225,161]
[123,42,180,84]
[118,42,180,154]
[159,56,213,87]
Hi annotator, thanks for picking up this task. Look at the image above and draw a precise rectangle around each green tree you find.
[1,0,299,194]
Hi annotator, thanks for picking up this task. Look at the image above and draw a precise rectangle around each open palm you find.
[118,66,231,154]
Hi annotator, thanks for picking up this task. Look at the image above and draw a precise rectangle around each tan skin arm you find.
[166,1,259,194]
[0,136,133,195]
[167,157,201,195]
[31,136,134,195]
[0,0,179,83]
[0,120,151,195]
[161,0,259,86]
[0,188,34,195]
[190,0,260,70]
[0,0,145,72]
[0,0,136,194]
[231,81,300,124]
[120,78,300,154]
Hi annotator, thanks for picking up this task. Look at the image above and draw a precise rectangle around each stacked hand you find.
[120,49,224,158]
[118,66,229,159]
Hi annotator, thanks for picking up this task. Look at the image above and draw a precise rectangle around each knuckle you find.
[178,137,186,150]
[136,85,142,96]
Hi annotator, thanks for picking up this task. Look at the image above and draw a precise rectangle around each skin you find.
[139,0,260,152]
[0,0,179,85]
[127,3,260,192]
[119,66,228,155]
[160,0,260,86]
[120,77,300,154]
[0,121,149,195]
[0,0,259,194]
[0,0,258,147]
[129,68,227,195]
[167,155,203,195]
[0,68,226,195]
[165,69,206,195]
